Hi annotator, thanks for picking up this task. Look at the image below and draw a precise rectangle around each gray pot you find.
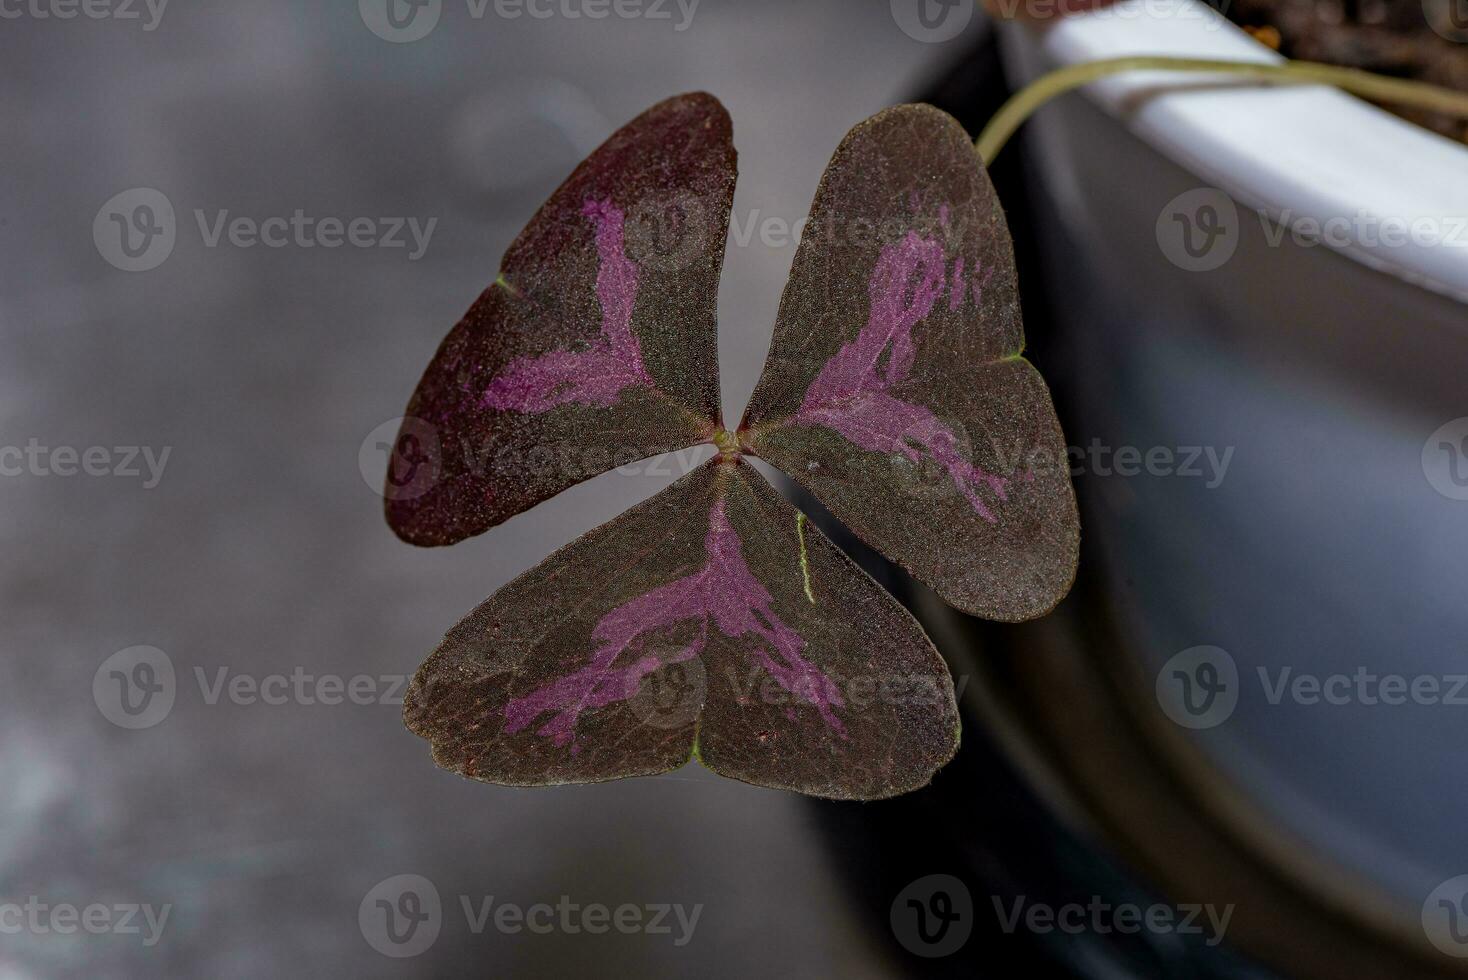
[933,10,1468,977]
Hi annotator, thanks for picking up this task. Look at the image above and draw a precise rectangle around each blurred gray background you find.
[0,2,988,976]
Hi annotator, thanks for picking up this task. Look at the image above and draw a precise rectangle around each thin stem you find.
[976,55,1468,164]
[796,512,816,604]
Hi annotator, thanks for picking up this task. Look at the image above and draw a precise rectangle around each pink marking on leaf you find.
[971,260,996,308]
[481,198,653,413]
[948,257,966,312]
[794,229,1008,521]
[503,499,846,746]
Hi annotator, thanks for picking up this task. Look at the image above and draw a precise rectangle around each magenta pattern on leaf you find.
[503,498,846,748]
[481,198,653,413]
[793,227,1007,521]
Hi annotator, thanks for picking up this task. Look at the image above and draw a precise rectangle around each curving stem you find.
[976,55,1468,165]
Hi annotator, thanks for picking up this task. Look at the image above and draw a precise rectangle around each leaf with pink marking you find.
[385,93,735,546]
[391,96,1078,799]
[403,459,958,799]
[740,104,1078,621]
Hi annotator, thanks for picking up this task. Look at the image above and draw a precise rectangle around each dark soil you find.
[1225,0,1468,141]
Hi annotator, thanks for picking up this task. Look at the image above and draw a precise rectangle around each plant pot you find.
[906,5,1468,978]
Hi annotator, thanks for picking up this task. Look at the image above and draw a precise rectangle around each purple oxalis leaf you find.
[741,103,1079,622]
[392,94,1077,799]
[384,94,735,546]
[404,459,956,800]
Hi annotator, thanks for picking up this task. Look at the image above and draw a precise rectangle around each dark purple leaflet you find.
[741,103,1078,622]
[404,460,957,800]
[384,93,734,547]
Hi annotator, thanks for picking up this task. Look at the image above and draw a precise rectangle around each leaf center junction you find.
[711,427,742,458]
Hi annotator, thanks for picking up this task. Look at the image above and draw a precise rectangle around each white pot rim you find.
[1008,0,1468,304]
